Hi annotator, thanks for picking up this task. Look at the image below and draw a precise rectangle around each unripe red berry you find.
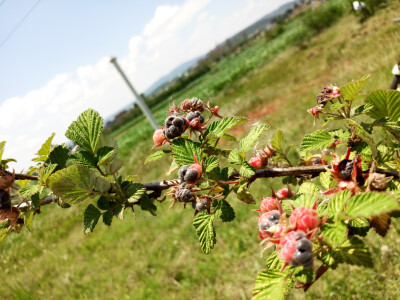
[249,156,263,169]
[289,207,320,232]
[152,129,167,149]
[259,197,279,213]
[276,187,293,200]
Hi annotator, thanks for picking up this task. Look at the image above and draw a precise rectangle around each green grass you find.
[1,2,400,299]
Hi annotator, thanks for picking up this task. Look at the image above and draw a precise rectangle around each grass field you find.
[1,2,400,299]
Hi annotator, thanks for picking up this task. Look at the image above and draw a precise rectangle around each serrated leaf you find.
[48,144,70,170]
[345,192,399,218]
[172,138,203,165]
[204,117,247,139]
[271,130,284,152]
[140,194,157,216]
[24,210,35,232]
[32,133,55,162]
[113,204,124,219]
[328,190,351,220]
[294,267,315,283]
[39,164,58,185]
[353,103,373,116]
[228,148,243,165]
[97,146,117,165]
[298,181,320,198]
[49,165,108,204]
[300,130,333,152]
[217,200,235,222]
[366,90,400,121]
[57,198,71,209]
[240,161,256,178]
[84,204,101,234]
[370,213,391,237]
[330,102,346,111]
[20,185,43,197]
[94,175,111,193]
[333,236,373,268]
[193,213,216,254]
[103,210,113,226]
[97,196,109,210]
[320,222,347,247]
[126,183,146,203]
[340,74,371,101]
[144,150,170,164]
[265,252,285,270]
[253,269,293,300]
[204,156,219,172]
[210,167,234,181]
[66,109,103,154]
[323,115,339,127]
[70,150,98,168]
[239,124,270,153]
[320,171,333,190]
[348,218,370,237]
[328,129,350,142]
[30,193,40,210]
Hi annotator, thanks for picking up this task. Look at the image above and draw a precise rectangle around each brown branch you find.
[4,170,38,181]
[303,264,329,292]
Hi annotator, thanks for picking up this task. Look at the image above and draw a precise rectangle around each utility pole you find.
[109,56,159,130]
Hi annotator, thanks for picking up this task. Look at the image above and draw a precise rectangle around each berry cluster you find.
[163,116,187,140]
[175,182,194,203]
[180,97,204,112]
[279,231,313,267]
[186,111,205,130]
[256,187,323,269]
[308,85,341,122]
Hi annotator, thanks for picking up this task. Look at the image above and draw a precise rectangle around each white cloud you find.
[0,0,291,171]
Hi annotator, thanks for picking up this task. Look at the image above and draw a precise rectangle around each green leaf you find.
[32,133,55,162]
[97,196,109,210]
[328,190,351,220]
[348,218,370,237]
[221,134,236,141]
[340,74,371,101]
[144,150,170,164]
[24,210,35,232]
[366,90,400,121]
[228,148,243,165]
[96,146,117,165]
[172,138,202,165]
[233,180,255,204]
[65,109,103,154]
[126,183,146,203]
[104,159,123,175]
[204,156,219,172]
[332,236,373,268]
[210,167,234,181]
[20,185,43,197]
[49,165,110,204]
[0,141,5,161]
[140,194,157,216]
[345,119,377,158]
[102,210,113,226]
[84,204,101,234]
[352,103,373,116]
[70,150,98,168]
[319,171,333,190]
[330,102,346,111]
[271,130,284,152]
[217,200,235,222]
[48,144,70,170]
[320,222,347,247]
[39,164,58,185]
[253,269,293,300]
[239,161,256,178]
[30,193,40,210]
[239,124,270,153]
[266,252,285,270]
[193,213,216,254]
[300,130,333,152]
[328,129,350,142]
[345,192,399,218]
[204,117,247,139]
[167,159,179,176]
[113,204,124,219]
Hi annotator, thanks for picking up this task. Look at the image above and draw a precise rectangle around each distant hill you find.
[143,1,296,97]
[144,55,204,96]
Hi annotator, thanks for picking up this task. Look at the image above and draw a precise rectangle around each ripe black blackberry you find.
[0,189,11,210]
[163,115,187,139]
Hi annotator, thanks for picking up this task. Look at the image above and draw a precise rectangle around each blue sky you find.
[0,0,292,170]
